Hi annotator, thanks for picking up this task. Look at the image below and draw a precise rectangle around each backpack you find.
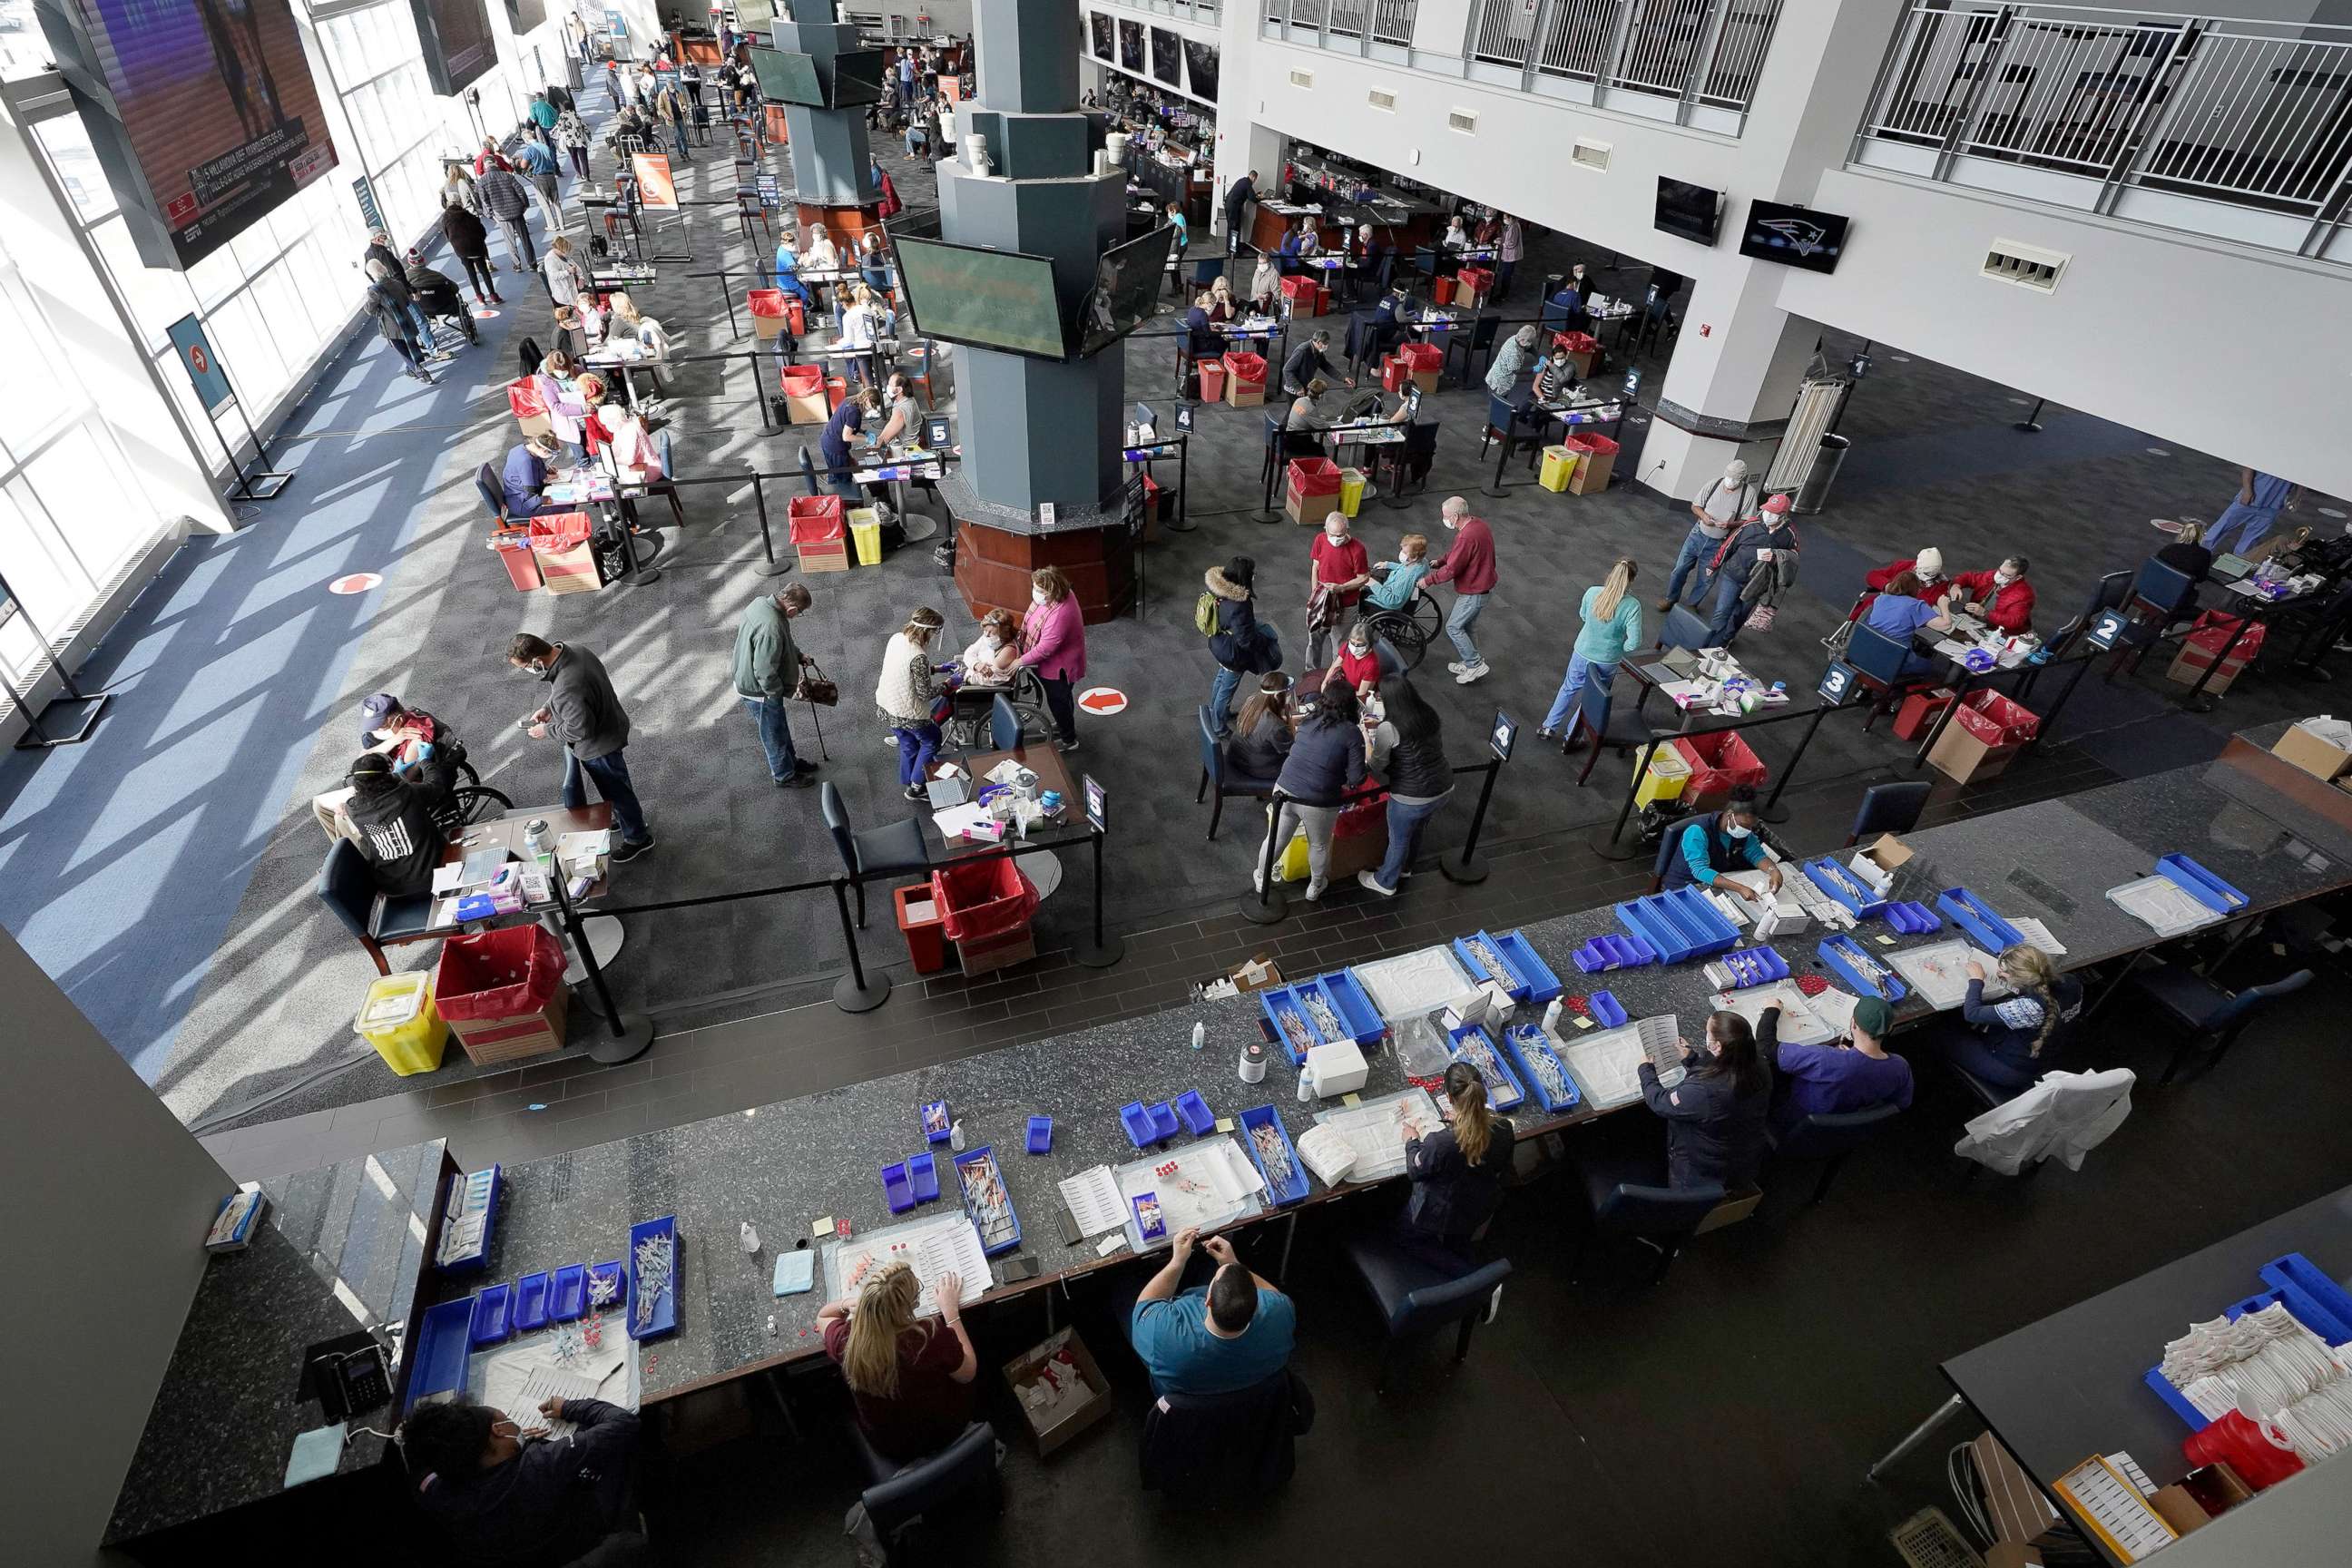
[1195,590,1220,637]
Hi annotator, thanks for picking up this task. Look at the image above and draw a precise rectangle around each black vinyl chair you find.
[2112,558,2200,676]
[1478,391,1544,468]
[1138,1367,1313,1505]
[317,839,437,976]
[475,463,509,524]
[1657,605,1713,652]
[1765,1101,1904,1206]
[819,780,931,927]
[1846,622,1937,727]
[1343,1236,1512,1394]
[1844,779,1932,846]
[1382,419,1439,495]
[848,1421,1002,1566]
[1563,671,1652,787]
[1446,315,1502,387]
[2126,964,2314,1085]
[1571,1172,1727,1285]
[1196,704,1278,840]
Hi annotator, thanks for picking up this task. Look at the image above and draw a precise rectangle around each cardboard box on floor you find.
[2166,640,2254,695]
[1002,1326,1114,1457]
[1286,487,1339,527]
[1198,952,1284,1000]
[1927,714,2021,784]
[2272,718,2352,781]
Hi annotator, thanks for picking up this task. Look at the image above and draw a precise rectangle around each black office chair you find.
[1138,1367,1314,1505]
[1563,670,1652,788]
[1846,622,1938,727]
[848,1421,1002,1566]
[1765,1101,1904,1206]
[317,839,437,976]
[475,463,509,524]
[819,780,931,927]
[1379,419,1439,496]
[2125,964,2314,1085]
[1446,315,1502,388]
[1478,391,1544,469]
[2112,558,2200,677]
[1197,703,1279,840]
[1191,257,1224,289]
[1570,1173,1727,1285]
[1647,808,1710,892]
[1843,779,1932,846]
[1657,605,1713,652]
[1343,1236,1512,1395]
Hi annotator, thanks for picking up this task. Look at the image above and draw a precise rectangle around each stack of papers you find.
[1057,1167,1126,1237]
[2009,916,2067,956]
[1561,1016,1681,1108]
[1310,1089,1440,1182]
[2108,876,2225,938]
[823,1213,990,1317]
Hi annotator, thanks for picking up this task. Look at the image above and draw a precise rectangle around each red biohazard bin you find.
[1381,355,1409,395]
[1563,431,1618,493]
[789,494,848,572]
[1196,356,1227,402]
[435,926,569,1065]
[931,858,1040,975]
[1949,690,2043,748]
[489,524,544,592]
[1431,276,1455,305]
[1671,731,1769,812]
[1399,342,1444,373]
[825,374,848,411]
[1892,688,1955,742]
[894,883,950,975]
[748,288,802,341]
[1286,458,1342,498]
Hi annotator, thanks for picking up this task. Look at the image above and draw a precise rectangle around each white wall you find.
[0,926,228,1566]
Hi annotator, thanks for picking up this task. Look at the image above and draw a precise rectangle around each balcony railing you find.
[1262,0,1418,48]
[1112,0,1224,25]
[1461,0,1783,123]
[1855,4,2352,260]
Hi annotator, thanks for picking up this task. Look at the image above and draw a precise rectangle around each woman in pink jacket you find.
[1016,566,1086,752]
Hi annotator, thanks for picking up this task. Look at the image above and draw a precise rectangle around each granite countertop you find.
[106,1140,451,1544]
[421,739,2352,1406]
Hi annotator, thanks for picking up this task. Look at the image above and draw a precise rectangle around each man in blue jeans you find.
[1660,458,1759,612]
[509,634,654,861]
[732,583,820,788]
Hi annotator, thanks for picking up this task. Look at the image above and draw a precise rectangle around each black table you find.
[1869,1184,2352,1564]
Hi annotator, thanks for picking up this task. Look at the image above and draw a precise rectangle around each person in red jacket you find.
[1427,495,1497,684]
[1864,546,1946,600]
[1945,555,2035,634]
[1304,514,1371,670]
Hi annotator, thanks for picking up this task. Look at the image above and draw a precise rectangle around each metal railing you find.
[1115,0,1224,23]
[1262,0,1418,51]
[1856,4,2352,252]
[1462,0,1784,119]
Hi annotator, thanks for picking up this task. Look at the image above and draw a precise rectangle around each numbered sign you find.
[2085,608,2130,651]
[1818,660,1858,706]
[1490,710,1517,762]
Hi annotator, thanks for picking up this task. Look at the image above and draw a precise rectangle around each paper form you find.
[1058,1166,1126,1238]
[823,1213,989,1317]
[1712,982,1838,1046]
[1560,1017,1682,1107]
[1886,941,2007,1012]
[1310,1088,1440,1182]
[2009,916,2068,956]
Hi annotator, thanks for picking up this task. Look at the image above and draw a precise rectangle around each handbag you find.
[793,659,840,707]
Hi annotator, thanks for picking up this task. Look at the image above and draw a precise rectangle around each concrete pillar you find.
[1643,302,1823,500]
[776,0,880,229]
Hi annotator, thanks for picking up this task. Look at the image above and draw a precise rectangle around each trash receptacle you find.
[354,972,449,1076]
[1197,357,1226,403]
[1539,445,1578,494]
[436,926,569,1066]
[848,506,883,566]
[1793,433,1850,515]
[895,882,949,974]
[1633,744,1691,808]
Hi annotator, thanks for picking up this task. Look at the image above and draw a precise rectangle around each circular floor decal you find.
[1076,687,1128,716]
[2321,507,2347,521]
[328,573,383,595]
[472,307,500,319]
[2146,447,2171,456]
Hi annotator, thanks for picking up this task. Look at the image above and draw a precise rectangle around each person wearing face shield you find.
[1660,785,1780,898]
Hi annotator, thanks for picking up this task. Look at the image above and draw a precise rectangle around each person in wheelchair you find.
[358,693,466,814]
[1362,533,1430,617]
[344,754,445,895]
[956,610,1021,689]
[402,250,481,344]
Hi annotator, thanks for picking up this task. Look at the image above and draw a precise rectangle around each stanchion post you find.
[1072,828,1123,968]
[1482,414,1515,498]
[720,269,741,339]
[1758,702,1831,824]
[1590,735,1663,860]
[2014,397,2044,434]
[830,876,891,1013]
[751,351,778,433]
[2025,652,2098,753]
[752,474,789,576]
[550,872,655,1062]
[1240,791,1289,925]
[1441,758,1501,884]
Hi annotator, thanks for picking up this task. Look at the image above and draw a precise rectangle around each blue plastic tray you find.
[1495,931,1565,1003]
[1712,946,1789,988]
[2141,1366,2207,1428]
[1614,888,1740,964]
[1818,936,1906,1003]
[954,1145,1022,1257]
[1309,969,1386,1047]
[469,1282,514,1347]
[921,1100,952,1144]
[1882,900,1941,935]
[1502,1023,1581,1114]
[626,1214,679,1341]
[1585,990,1629,1029]
[1120,1101,1159,1148]
[1803,858,1887,917]
[881,1161,916,1213]
[2157,854,2249,915]
[513,1271,551,1332]
[1446,1024,1524,1112]
[550,1264,587,1322]
[1238,1104,1309,1205]
[2259,1252,2352,1344]
[1026,1115,1053,1154]
[1573,931,1657,972]
[1258,985,1328,1064]
[586,1259,624,1316]
[1936,887,2024,952]
[1174,1090,1214,1136]
[908,1152,940,1203]
[406,1298,476,1411]
[1148,1102,1181,1142]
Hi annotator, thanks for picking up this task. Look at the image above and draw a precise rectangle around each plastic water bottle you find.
[1191,1021,1206,1052]
[1296,1066,1315,1103]
[739,1221,760,1255]
[949,1118,967,1152]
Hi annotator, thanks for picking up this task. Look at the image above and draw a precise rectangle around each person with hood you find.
[400,1395,642,1566]
[343,753,444,893]
[1204,555,1278,736]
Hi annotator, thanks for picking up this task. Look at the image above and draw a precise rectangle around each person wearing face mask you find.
[1015,567,1087,753]
[1865,545,1947,602]
[960,608,1022,688]
[1634,1010,1773,1191]
[1661,785,1780,900]
[876,607,950,799]
[1304,514,1372,670]
[1426,496,1497,685]
[1328,619,1383,700]
[733,583,819,789]
[1541,559,1642,740]
[1259,683,1368,903]
[1944,555,2035,635]
[1662,460,1757,612]
[507,635,653,860]
[1440,214,1470,254]
[402,1394,642,1565]
[1484,324,1543,399]
[1928,943,2084,1097]
[1364,532,1430,614]
[1861,570,1955,678]
[1357,673,1451,897]
[1203,555,1278,737]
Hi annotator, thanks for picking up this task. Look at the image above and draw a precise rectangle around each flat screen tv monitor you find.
[1737,199,1849,273]
[892,236,1069,361]
[827,48,887,108]
[1654,177,1721,246]
[750,48,825,106]
[1076,224,1179,358]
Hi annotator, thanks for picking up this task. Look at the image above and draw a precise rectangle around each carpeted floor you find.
[3,93,2342,1136]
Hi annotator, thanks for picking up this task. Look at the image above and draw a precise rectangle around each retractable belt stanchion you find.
[831,876,891,1014]
[1591,735,1667,861]
[1073,827,1123,968]
[1242,791,1289,925]
[751,474,789,577]
[1440,757,1503,884]
[550,871,657,1062]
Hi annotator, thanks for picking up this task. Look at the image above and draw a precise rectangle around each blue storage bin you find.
[1238,1104,1309,1205]
[1494,931,1564,1003]
[406,1298,477,1411]
[1120,1101,1158,1148]
[2157,854,2249,914]
[954,1145,1022,1257]
[1453,932,1521,997]
[908,1152,940,1203]
[881,1161,916,1213]
[1614,889,1739,964]
[1712,946,1789,988]
[2141,1366,2209,1429]
[586,1259,624,1316]
[1148,1102,1181,1142]
[513,1271,552,1332]
[1446,1024,1524,1112]
[1586,990,1629,1029]
[1026,1115,1053,1154]
[2259,1253,2352,1344]
[1881,900,1940,935]
[1174,1090,1215,1136]
[470,1282,514,1347]
[627,1215,679,1341]
[550,1264,588,1322]
[1315,969,1387,1045]
[1818,936,1907,1002]
[921,1100,952,1144]
[1503,1023,1581,1114]
[1573,932,1657,972]
[1259,984,1328,1064]
[1803,858,1888,917]
[1936,887,2024,951]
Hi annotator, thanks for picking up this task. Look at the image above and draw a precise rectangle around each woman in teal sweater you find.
[1540,558,1642,739]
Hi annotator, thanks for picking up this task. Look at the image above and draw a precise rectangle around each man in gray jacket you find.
[510,634,652,859]
[733,583,818,788]
[475,162,540,272]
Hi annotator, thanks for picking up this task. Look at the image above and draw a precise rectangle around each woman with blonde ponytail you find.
[1541,556,1644,740]
[818,1259,977,1460]
[1396,1059,1516,1267]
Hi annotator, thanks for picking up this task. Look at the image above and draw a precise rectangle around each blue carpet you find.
[1835,409,2154,499]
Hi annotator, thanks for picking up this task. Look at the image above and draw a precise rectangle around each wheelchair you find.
[414,741,511,838]
[1356,571,1441,671]
[940,667,1054,751]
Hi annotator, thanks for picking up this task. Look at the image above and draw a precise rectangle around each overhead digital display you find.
[1182,41,1219,102]
[1654,177,1722,247]
[34,0,338,270]
[826,47,887,109]
[409,0,497,96]
[1738,199,1850,273]
[892,235,1069,361]
[1077,224,1178,358]
[507,0,547,34]
[1089,13,1112,61]
[1118,19,1142,73]
[751,46,824,106]
[1149,26,1180,87]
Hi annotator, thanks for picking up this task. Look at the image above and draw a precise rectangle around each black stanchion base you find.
[1757,800,1793,825]
[12,692,110,749]
[755,554,792,577]
[1589,830,1649,862]
[1440,853,1490,885]
[625,564,665,585]
[834,970,892,1014]
[2013,420,2043,434]
[585,1012,658,1063]
[1240,888,1289,925]
[231,472,295,501]
[1073,934,1126,968]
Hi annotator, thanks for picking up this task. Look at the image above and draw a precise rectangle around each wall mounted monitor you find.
[750,46,824,106]
[33,0,338,270]
[1118,18,1143,72]
[508,0,548,34]
[825,47,887,108]
[1737,199,1849,273]
[408,0,497,96]
[1076,223,1179,358]
[891,236,1070,361]
[1149,26,1181,86]
[1182,41,1220,102]
[1654,176,1722,247]
[1089,12,1112,61]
